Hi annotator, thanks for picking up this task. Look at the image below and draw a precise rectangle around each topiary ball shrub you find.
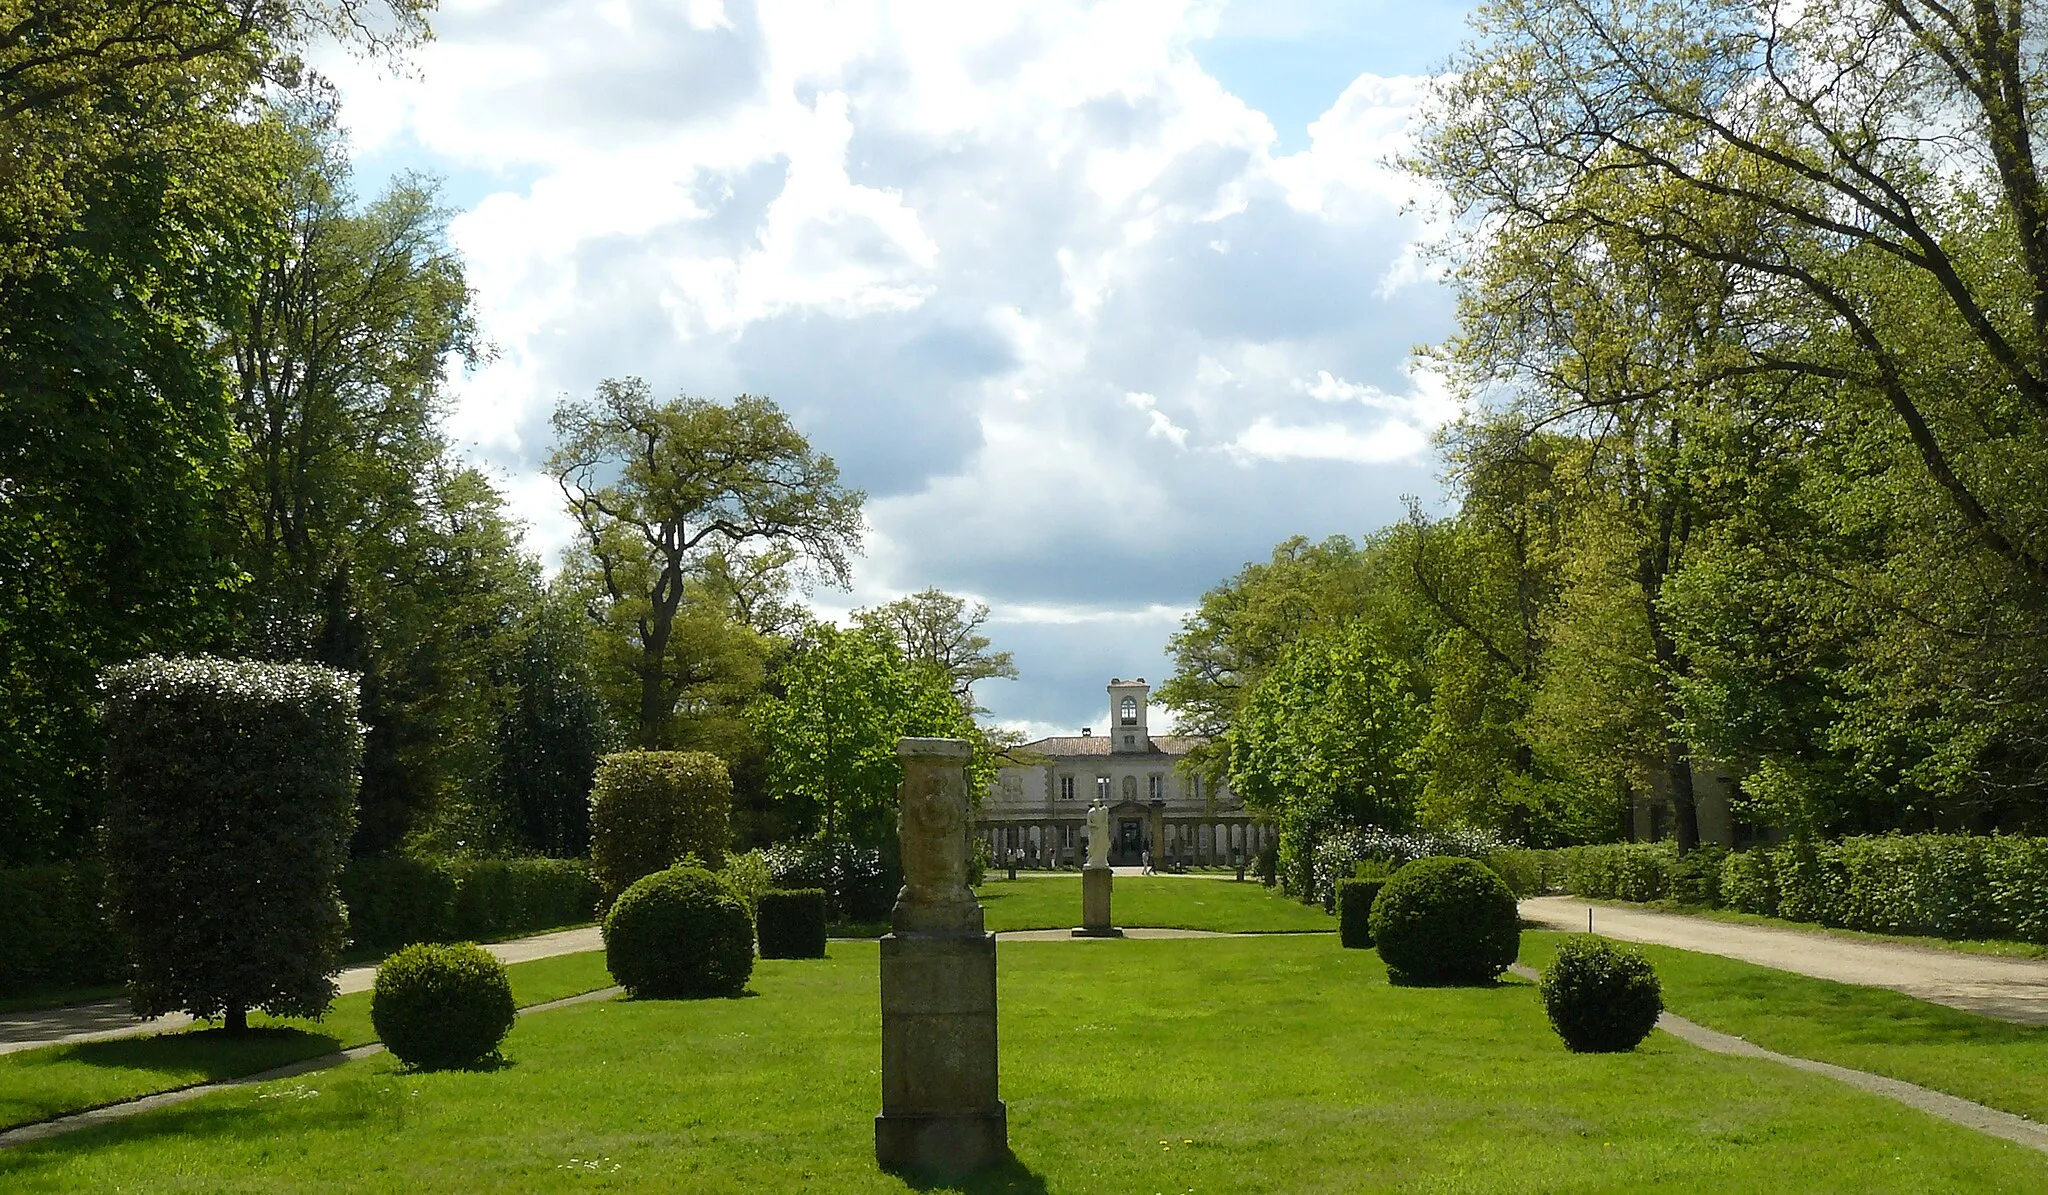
[603,865,755,998]
[1540,935,1663,1053]
[1337,877,1385,949]
[757,888,828,959]
[370,942,516,1070]
[1368,855,1520,986]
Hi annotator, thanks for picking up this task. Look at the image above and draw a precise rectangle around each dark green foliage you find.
[1668,844,1727,906]
[447,858,599,941]
[1368,856,1520,986]
[341,857,598,953]
[340,857,457,953]
[495,589,606,857]
[370,942,516,1070]
[102,656,362,1026]
[756,889,828,959]
[0,863,125,996]
[1539,936,1663,1053]
[1338,878,1384,949]
[1255,840,1279,887]
[761,839,899,921]
[590,751,733,901]
[602,865,754,998]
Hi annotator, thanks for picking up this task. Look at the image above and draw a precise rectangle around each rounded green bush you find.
[603,865,755,998]
[1368,855,1520,985]
[1540,936,1663,1053]
[370,942,516,1070]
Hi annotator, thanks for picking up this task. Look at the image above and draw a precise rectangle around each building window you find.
[1120,696,1138,725]
[1148,774,1162,800]
[1096,776,1110,802]
[1124,734,1134,748]
[1060,775,1074,800]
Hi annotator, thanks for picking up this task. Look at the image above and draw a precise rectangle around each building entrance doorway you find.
[1118,819,1142,863]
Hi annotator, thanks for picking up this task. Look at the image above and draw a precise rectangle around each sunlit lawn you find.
[0,951,615,1132]
[974,874,1333,933]
[6,937,2047,1192]
[1523,930,2048,1122]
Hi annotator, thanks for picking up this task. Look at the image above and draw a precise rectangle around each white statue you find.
[1086,800,1112,868]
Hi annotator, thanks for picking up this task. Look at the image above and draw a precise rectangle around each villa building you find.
[979,678,1270,868]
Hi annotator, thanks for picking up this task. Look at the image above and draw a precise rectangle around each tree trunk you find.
[1665,739,1700,853]
[225,1003,247,1034]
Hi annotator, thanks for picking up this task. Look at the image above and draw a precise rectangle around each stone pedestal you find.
[1072,864,1122,937]
[876,932,1007,1175]
[876,737,1007,1178]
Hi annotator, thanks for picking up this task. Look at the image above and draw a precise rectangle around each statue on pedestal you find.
[1085,799,1112,868]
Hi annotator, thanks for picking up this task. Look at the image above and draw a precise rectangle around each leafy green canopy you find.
[747,623,992,849]
[1227,623,1425,889]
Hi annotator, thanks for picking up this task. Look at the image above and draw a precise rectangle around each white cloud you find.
[314,0,1459,727]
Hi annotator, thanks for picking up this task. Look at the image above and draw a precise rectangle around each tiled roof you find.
[1012,734,1206,759]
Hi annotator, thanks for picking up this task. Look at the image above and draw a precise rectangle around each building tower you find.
[1107,677,1151,754]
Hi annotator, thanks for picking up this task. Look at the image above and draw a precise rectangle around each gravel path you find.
[1521,896,2048,1025]
[0,926,604,1057]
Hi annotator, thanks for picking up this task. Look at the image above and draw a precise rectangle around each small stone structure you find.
[1072,799,1122,937]
[875,737,1007,1176]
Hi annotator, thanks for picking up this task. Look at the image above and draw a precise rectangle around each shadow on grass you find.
[892,1149,1050,1195]
[58,1027,345,1080]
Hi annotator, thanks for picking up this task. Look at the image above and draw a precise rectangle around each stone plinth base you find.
[1075,864,1119,936]
[875,1107,1009,1176]
[877,931,1006,1176]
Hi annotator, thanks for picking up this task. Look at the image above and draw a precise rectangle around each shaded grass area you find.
[975,875,1332,933]
[7,938,2048,1192]
[1521,931,2048,1122]
[0,951,614,1131]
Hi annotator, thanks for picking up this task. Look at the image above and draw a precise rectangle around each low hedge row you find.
[1718,835,2048,941]
[1501,833,2048,945]
[341,857,600,952]
[3,855,599,999]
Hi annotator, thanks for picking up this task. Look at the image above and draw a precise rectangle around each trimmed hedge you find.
[341,856,599,953]
[449,858,598,940]
[1517,832,2048,946]
[340,857,459,954]
[102,655,362,1027]
[371,942,516,1070]
[1369,856,1520,986]
[603,865,755,999]
[590,751,733,901]
[757,888,828,959]
[1540,936,1663,1053]
[1337,877,1384,949]
[0,863,125,997]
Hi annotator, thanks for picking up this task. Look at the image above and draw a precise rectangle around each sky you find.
[315,0,1479,741]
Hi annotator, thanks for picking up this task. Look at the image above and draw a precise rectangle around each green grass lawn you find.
[975,875,1333,933]
[0,951,615,1132]
[1522,930,2048,1122]
[6,937,2047,1192]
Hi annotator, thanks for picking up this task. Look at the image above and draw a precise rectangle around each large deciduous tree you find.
[1413,0,2048,832]
[0,2,425,862]
[854,588,1017,712]
[549,381,864,749]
